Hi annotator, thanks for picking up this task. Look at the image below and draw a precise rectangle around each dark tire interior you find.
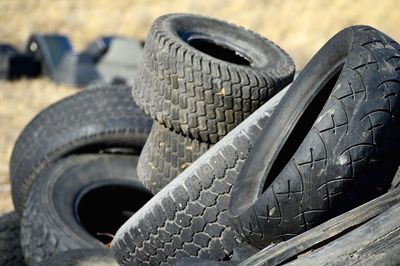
[76,184,153,244]
[263,69,342,191]
[188,37,252,66]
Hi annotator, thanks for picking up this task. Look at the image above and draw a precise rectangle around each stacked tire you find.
[5,84,154,265]
[111,22,400,266]
[133,14,295,194]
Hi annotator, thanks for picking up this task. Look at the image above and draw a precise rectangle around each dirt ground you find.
[0,0,399,214]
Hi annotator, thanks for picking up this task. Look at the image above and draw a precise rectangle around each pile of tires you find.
[0,13,399,266]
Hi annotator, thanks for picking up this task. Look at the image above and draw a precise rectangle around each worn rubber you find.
[0,212,26,266]
[36,248,118,266]
[228,25,400,248]
[10,85,153,214]
[20,154,153,265]
[138,122,211,193]
[111,87,288,265]
[133,13,295,143]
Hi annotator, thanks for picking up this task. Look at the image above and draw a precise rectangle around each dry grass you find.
[0,79,76,213]
[0,0,399,213]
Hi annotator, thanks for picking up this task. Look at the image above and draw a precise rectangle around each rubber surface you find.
[0,212,26,266]
[138,122,211,193]
[133,13,295,143]
[36,249,118,266]
[229,25,400,248]
[10,85,153,214]
[20,154,153,265]
[111,87,288,265]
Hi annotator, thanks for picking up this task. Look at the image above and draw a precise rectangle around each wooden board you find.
[285,203,400,265]
[239,189,400,266]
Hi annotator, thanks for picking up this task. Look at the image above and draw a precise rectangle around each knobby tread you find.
[230,26,400,248]
[132,13,295,143]
[111,88,288,265]
[138,122,211,193]
[0,212,26,266]
[10,85,153,214]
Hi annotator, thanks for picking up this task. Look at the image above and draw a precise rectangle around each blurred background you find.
[0,0,399,213]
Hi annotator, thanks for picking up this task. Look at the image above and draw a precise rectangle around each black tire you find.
[133,13,295,143]
[10,85,153,214]
[138,122,211,193]
[0,212,26,266]
[36,249,118,266]
[20,154,153,265]
[228,25,400,248]
[111,88,288,265]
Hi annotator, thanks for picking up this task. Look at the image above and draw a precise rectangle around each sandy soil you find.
[0,0,399,213]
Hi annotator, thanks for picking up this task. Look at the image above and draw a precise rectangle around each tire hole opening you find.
[187,37,252,66]
[263,67,343,192]
[76,184,153,245]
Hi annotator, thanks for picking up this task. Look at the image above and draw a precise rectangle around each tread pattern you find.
[132,14,295,143]
[138,123,211,193]
[0,212,26,266]
[230,26,400,248]
[10,85,153,214]
[111,88,288,265]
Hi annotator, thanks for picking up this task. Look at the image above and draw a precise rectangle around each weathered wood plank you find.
[239,189,400,266]
[286,203,400,265]
[391,167,400,189]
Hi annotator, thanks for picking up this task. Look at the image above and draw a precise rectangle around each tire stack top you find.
[133,13,295,143]
[133,13,295,194]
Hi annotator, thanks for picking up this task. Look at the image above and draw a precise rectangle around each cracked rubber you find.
[36,249,118,266]
[138,122,211,194]
[10,84,153,214]
[0,212,26,266]
[111,87,288,265]
[20,154,153,265]
[228,25,400,249]
[132,13,295,143]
